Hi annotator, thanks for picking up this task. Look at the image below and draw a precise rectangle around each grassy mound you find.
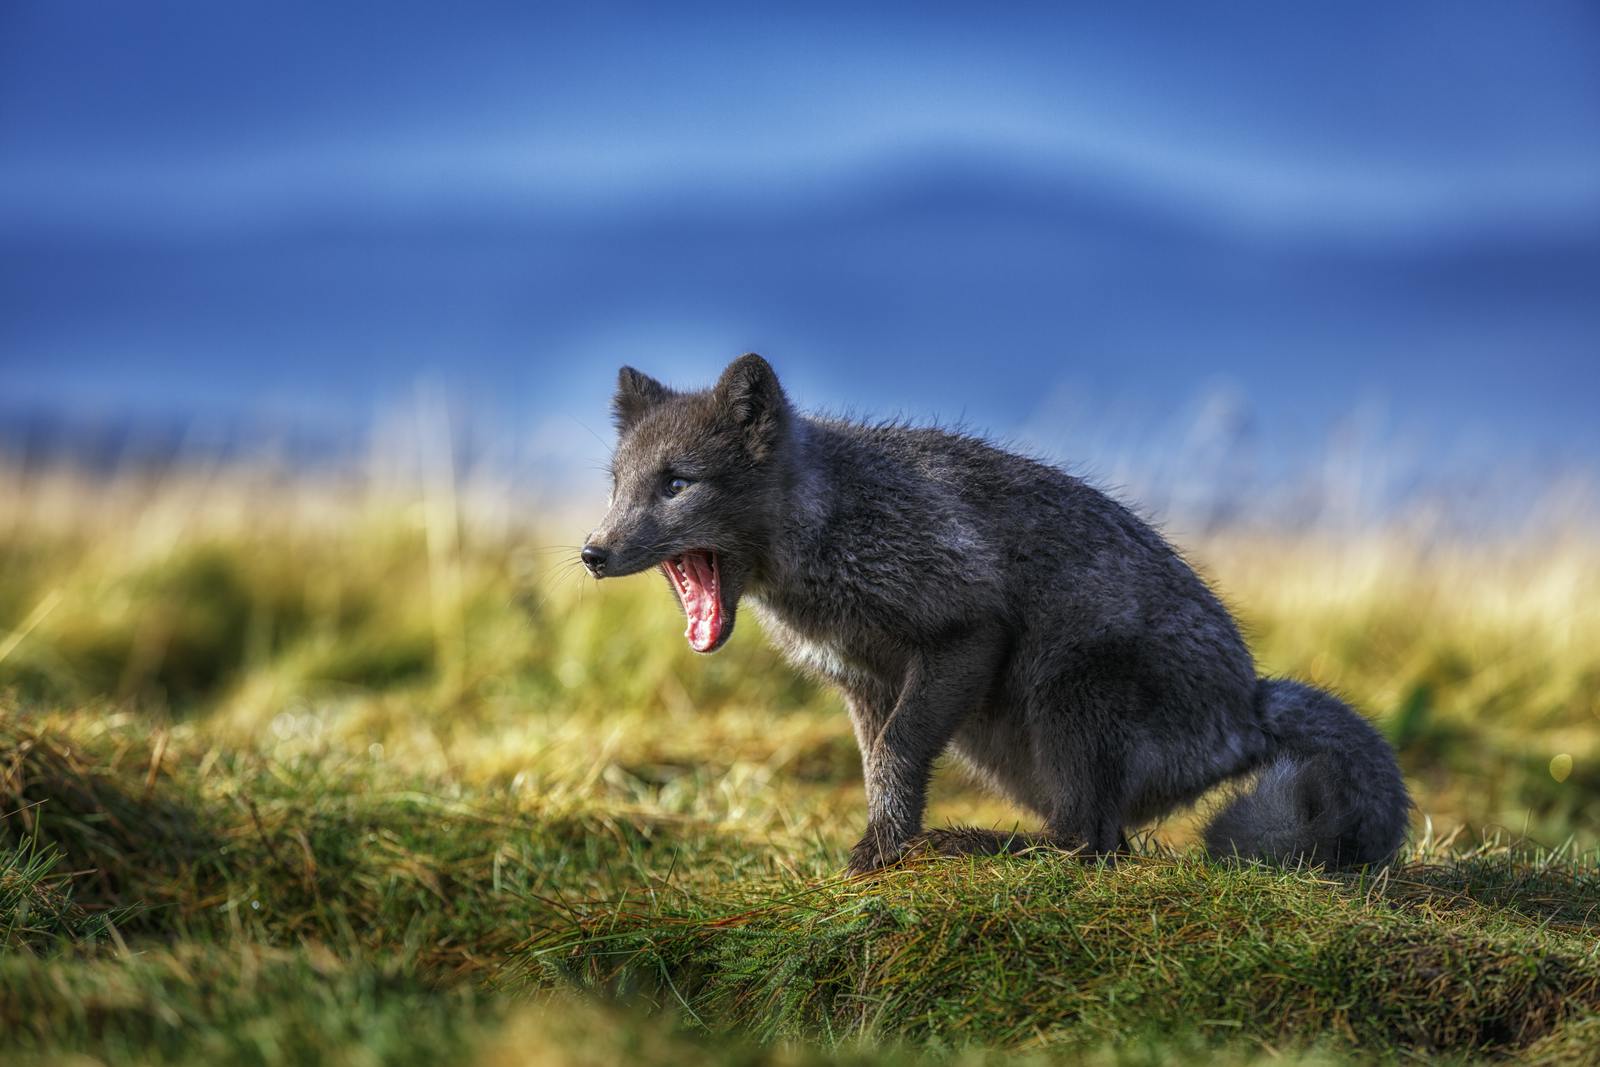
[522,855,1600,1057]
[4,711,1600,1065]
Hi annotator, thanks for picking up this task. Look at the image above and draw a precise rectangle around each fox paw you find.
[846,831,911,876]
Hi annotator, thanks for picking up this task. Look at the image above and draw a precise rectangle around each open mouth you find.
[662,550,725,653]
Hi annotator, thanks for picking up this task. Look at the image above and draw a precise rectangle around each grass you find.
[0,459,1597,1064]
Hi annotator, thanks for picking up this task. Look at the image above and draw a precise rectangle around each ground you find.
[1,463,1597,1065]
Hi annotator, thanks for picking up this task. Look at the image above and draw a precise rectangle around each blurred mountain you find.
[4,149,1597,460]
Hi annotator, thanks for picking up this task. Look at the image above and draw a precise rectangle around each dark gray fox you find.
[582,354,1409,874]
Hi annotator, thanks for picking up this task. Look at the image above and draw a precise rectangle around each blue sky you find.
[2,3,1597,493]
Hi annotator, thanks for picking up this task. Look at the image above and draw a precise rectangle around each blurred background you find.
[2,2,1598,526]
[1,3,1598,851]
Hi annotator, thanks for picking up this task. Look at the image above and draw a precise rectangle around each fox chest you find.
[747,597,887,690]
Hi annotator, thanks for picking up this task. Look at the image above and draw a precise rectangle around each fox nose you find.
[580,544,609,576]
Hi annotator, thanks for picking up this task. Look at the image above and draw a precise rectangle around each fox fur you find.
[582,354,1410,873]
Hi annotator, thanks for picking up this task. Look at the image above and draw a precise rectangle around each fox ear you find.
[613,366,673,432]
[714,353,787,458]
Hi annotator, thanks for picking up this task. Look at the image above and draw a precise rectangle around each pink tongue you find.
[681,553,722,652]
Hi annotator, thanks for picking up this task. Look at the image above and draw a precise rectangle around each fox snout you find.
[580,543,609,577]
[580,517,658,578]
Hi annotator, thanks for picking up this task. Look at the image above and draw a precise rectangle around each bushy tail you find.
[1203,679,1410,867]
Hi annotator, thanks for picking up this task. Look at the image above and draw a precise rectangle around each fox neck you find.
[746,415,839,599]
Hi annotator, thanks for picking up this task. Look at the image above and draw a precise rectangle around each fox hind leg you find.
[1023,676,1131,856]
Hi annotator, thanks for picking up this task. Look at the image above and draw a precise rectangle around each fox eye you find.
[664,476,693,498]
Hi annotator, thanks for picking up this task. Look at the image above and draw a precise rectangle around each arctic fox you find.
[581,354,1409,873]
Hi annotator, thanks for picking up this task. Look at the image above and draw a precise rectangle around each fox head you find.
[581,353,792,653]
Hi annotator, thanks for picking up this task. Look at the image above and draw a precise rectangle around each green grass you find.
[1,465,1598,1064]
[524,852,1600,1052]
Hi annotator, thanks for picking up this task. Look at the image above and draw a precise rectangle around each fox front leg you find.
[846,631,1005,875]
